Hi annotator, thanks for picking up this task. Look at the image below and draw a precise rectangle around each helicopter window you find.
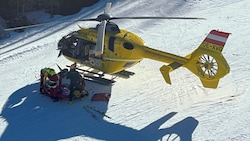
[106,22,120,33]
[108,36,116,52]
[123,42,134,50]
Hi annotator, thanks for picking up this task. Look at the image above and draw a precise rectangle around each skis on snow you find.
[83,105,111,120]
[83,106,98,120]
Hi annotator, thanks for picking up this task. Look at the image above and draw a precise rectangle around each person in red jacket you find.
[40,68,61,102]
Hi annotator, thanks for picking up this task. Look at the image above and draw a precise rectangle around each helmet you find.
[43,68,56,76]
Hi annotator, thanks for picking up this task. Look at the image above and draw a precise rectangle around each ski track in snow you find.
[0,0,250,141]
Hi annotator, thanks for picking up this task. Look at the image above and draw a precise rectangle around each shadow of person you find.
[0,82,198,141]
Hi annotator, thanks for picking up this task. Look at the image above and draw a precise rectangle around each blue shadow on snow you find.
[0,82,198,141]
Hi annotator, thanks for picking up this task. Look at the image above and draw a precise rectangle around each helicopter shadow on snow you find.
[0,81,198,141]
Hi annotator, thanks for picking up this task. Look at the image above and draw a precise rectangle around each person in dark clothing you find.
[66,63,83,103]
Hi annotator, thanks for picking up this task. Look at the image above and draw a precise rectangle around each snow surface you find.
[0,0,250,140]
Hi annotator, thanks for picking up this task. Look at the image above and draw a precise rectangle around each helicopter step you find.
[113,70,135,79]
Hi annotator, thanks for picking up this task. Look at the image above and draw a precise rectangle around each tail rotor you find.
[184,30,231,88]
[197,54,218,79]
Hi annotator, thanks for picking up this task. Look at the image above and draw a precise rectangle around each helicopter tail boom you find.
[160,30,230,88]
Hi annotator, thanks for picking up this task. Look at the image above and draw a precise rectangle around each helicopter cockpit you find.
[58,32,96,61]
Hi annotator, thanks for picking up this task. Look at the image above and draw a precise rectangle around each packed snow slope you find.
[0,0,250,140]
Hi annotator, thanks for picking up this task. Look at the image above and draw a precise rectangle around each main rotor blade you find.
[110,16,206,20]
[4,18,99,31]
[78,18,99,22]
[95,20,107,56]
[4,21,60,31]
[104,2,112,15]
[4,20,80,31]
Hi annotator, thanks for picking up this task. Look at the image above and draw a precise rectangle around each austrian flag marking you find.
[204,30,230,47]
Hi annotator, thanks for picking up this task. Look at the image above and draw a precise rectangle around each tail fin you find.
[160,30,230,88]
[202,30,230,52]
[184,30,230,88]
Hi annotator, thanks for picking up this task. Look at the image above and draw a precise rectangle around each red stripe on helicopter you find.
[204,30,230,47]
[210,30,230,38]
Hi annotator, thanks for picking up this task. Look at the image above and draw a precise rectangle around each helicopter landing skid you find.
[82,70,135,85]
[67,66,134,85]
[83,70,134,85]
[84,75,115,86]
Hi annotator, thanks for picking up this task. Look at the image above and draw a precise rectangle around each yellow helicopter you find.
[56,2,230,88]
[7,2,231,88]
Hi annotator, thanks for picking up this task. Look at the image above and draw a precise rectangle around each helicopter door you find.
[108,36,116,52]
[74,39,90,61]
[75,39,84,57]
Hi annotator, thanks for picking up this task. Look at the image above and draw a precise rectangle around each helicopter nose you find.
[57,45,62,50]
[57,40,64,50]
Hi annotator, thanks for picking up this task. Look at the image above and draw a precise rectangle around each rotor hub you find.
[204,62,212,70]
[96,14,111,22]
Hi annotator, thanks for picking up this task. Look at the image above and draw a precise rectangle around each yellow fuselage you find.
[64,27,187,74]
